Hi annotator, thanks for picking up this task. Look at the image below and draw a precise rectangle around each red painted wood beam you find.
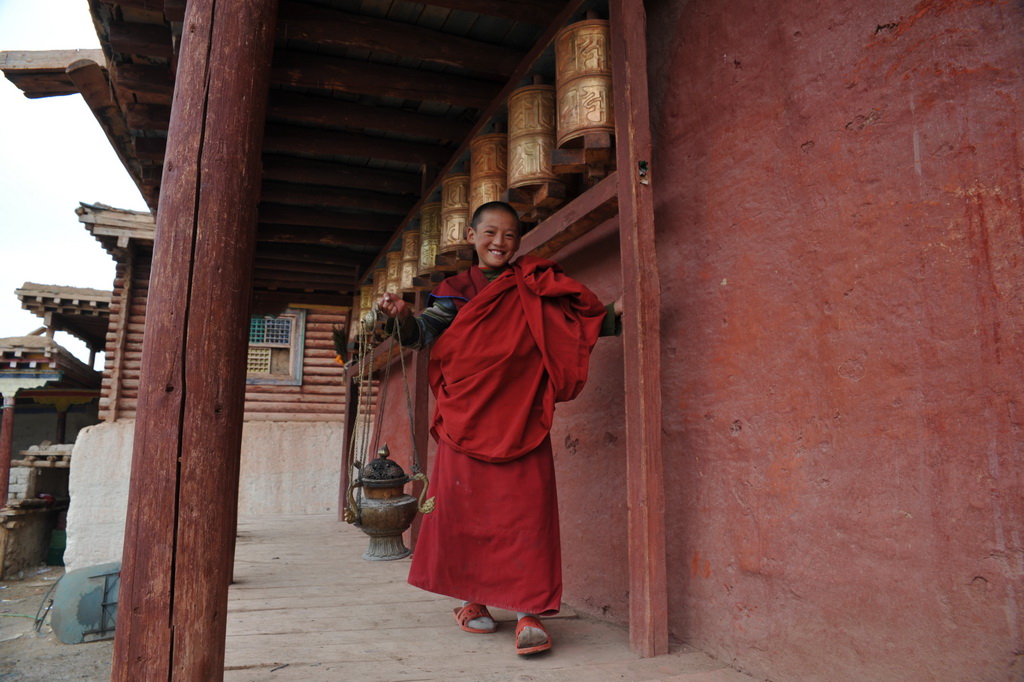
[610,0,669,658]
[111,0,279,678]
[520,171,620,258]
[0,397,14,507]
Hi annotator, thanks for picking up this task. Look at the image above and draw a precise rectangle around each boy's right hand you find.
[378,292,410,321]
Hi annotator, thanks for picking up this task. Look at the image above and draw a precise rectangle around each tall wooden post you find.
[54,407,67,444]
[0,396,14,507]
[111,1,278,679]
[610,0,669,657]
[407,291,432,549]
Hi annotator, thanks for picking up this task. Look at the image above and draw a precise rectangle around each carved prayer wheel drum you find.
[418,201,441,276]
[372,267,387,299]
[554,18,614,148]
[399,230,420,292]
[401,230,420,262]
[508,84,559,188]
[440,172,470,254]
[385,251,402,294]
[351,445,418,561]
[470,132,508,215]
[359,284,375,318]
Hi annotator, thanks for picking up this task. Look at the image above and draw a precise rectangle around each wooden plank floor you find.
[225,515,752,681]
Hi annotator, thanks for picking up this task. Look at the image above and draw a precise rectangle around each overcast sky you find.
[0,1,149,364]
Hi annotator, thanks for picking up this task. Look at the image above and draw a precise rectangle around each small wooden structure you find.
[4,0,665,677]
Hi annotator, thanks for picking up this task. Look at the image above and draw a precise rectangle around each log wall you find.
[99,249,347,422]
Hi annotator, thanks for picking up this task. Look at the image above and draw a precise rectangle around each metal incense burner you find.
[346,444,431,561]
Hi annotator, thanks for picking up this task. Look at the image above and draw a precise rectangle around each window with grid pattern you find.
[246,309,305,386]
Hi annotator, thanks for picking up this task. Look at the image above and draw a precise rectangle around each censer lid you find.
[361,444,409,487]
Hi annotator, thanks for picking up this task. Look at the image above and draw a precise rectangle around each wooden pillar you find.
[0,396,14,507]
[339,369,359,521]
[54,407,67,445]
[111,1,278,679]
[610,0,670,658]
[407,291,432,549]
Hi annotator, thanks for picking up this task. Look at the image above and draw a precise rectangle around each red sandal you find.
[453,603,497,634]
[515,615,551,655]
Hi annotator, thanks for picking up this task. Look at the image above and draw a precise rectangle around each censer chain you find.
[395,329,434,514]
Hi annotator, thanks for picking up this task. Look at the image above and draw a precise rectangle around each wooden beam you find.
[0,49,105,98]
[267,91,470,142]
[263,123,454,166]
[610,0,668,658]
[106,21,175,59]
[252,268,356,287]
[65,59,159,209]
[111,62,175,103]
[257,224,390,248]
[261,155,421,196]
[277,1,524,76]
[271,51,500,109]
[255,245,363,268]
[257,204,397,231]
[519,172,620,258]
[260,181,414,215]
[132,136,167,161]
[255,259,357,277]
[125,101,171,130]
[253,289,350,309]
[105,0,170,11]
[111,0,279,678]
[413,0,564,26]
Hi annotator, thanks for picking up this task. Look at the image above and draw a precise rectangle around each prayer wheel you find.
[372,267,387,300]
[469,132,508,214]
[385,251,402,294]
[348,445,419,561]
[554,18,614,148]
[399,230,420,292]
[352,283,375,345]
[440,172,470,254]
[508,84,559,188]
[418,201,441,276]
[401,230,420,262]
[359,284,375,318]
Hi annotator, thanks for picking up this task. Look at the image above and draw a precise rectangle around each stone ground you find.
[0,565,112,681]
[0,516,756,681]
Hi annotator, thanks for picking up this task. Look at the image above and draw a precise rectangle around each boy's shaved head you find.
[470,201,521,234]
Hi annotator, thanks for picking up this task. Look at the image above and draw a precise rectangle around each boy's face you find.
[468,209,521,269]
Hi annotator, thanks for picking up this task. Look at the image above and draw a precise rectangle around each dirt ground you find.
[0,566,112,682]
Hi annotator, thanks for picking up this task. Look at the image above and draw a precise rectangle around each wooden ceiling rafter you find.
[259,182,415,215]
[267,91,472,142]
[260,155,421,195]
[2,0,624,305]
[277,1,525,77]
[270,50,501,109]
[354,0,592,283]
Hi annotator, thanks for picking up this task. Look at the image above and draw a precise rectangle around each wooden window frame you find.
[246,308,305,386]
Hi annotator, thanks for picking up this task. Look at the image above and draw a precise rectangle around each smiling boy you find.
[378,201,621,655]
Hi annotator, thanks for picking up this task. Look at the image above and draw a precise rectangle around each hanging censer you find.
[343,303,434,561]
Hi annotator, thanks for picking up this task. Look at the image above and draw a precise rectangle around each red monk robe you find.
[407,255,607,615]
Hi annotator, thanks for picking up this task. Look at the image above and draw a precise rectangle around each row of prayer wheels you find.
[350,17,613,337]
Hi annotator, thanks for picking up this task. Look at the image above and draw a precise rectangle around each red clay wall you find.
[646,0,1023,679]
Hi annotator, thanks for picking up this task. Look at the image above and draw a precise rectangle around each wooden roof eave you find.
[0,49,105,98]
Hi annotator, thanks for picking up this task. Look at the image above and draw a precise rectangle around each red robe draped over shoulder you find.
[407,256,606,615]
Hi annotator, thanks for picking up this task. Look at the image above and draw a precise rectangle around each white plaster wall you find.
[64,420,134,572]
[64,420,344,572]
[237,421,343,516]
